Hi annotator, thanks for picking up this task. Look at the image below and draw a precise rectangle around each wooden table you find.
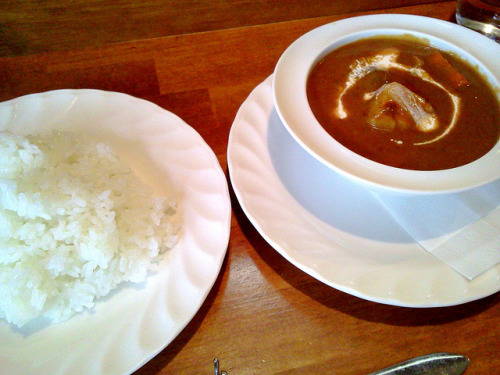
[1,1,498,374]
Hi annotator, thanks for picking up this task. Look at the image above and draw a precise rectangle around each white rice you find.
[0,131,179,327]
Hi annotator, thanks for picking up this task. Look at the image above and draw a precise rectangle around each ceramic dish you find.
[228,76,500,307]
[273,14,500,194]
[0,90,231,375]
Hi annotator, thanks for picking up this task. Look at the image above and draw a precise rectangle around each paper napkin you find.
[375,179,500,280]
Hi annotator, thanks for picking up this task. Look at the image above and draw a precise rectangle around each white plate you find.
[0,90,231,374]
[228,76,500,307]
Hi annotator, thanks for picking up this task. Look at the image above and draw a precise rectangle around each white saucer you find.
[227,76,500,307]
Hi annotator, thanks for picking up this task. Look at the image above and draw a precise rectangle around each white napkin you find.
[375,179,500,280]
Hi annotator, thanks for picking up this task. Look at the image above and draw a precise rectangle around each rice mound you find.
[0,131,179,327]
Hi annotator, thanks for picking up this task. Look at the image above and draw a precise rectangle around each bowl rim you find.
[272,14,500,194]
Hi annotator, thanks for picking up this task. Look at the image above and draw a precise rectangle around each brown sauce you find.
[306,37,500,170]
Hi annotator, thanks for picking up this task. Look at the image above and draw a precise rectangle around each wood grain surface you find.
[1,1,498,374]
[0,0,445,56]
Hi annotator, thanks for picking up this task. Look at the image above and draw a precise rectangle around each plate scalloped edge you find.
[228,76,500,308]
[0,89,231,375]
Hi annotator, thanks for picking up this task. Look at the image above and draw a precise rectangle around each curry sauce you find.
[306,37,500,170]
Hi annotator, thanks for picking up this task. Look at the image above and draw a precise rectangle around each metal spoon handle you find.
[368,353,469,375]
[214,358,228,375]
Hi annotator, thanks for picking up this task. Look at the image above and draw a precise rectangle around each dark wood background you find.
[1,0,447,56]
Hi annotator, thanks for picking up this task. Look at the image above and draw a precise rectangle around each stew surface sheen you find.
[306,37,500,170]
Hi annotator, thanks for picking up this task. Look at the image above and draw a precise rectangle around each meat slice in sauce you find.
[366,82,439,132]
